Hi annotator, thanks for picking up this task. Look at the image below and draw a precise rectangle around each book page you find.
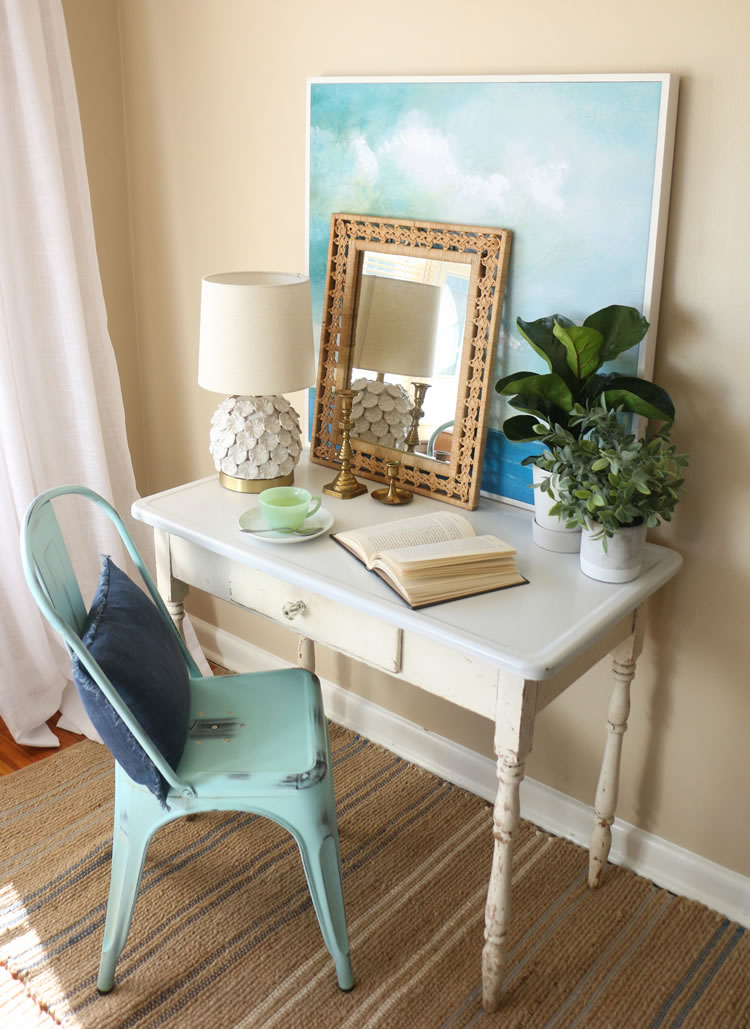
[371,533,525,607]
[335,511,475,568]
[377,535,515,573]
[376,564,526,606]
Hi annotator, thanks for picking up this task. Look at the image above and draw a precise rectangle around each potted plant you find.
[495,304,676,552]
[496,305,675,438]
[534,402,689,582]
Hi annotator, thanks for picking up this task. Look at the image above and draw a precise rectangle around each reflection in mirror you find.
[311,214,512,509]
[350,252,469,463]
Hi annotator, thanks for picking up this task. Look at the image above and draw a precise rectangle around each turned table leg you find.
[482,677,537,1012]
[154,529,189,638]
[589,607,646,889]
[297,635,315,673]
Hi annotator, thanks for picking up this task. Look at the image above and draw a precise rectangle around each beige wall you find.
[64,0,750,877]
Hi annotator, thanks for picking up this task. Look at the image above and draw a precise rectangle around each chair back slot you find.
[29,502,87,635]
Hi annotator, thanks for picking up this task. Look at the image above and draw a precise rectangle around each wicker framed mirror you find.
[310,214,512,509]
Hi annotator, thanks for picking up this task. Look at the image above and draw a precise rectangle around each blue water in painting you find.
[481,429,541,505]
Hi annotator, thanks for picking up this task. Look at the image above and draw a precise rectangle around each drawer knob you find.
[282,599,307,621]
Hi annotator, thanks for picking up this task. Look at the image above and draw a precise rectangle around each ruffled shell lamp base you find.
[350,377,412,451]
[209,394,303,493]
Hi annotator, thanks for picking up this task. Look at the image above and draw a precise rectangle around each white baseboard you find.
[195,617,750,929]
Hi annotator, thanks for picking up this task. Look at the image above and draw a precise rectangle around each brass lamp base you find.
[219,471,294,493]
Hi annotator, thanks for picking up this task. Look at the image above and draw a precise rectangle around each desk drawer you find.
[228,567,402,674]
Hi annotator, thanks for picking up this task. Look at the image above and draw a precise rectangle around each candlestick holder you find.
[323,389,368,499]
[404,381,431,453]
[371,460,413,505]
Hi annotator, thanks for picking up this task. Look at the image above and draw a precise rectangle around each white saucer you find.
[238,506,334,543]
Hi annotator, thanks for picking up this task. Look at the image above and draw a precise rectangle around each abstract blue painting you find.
[307,75,678,503]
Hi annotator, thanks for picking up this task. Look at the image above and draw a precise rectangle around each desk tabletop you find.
[133,457,682,681]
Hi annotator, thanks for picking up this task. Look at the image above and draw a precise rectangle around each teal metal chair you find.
[21,485,353,994]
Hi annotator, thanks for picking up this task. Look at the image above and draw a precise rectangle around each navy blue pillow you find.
[72,556,190,806]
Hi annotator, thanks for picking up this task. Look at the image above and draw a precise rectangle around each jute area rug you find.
[1,726,748,1029]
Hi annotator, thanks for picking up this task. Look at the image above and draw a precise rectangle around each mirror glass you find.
[311,214,512,509]
[349,252,469,462]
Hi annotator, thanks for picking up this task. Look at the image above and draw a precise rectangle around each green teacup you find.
[258,486,322,531]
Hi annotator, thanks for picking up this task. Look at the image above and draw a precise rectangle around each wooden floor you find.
[0,715,82,776]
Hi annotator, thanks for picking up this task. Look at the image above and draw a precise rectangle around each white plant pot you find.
[531,466,581,553]
[579,522,648,583]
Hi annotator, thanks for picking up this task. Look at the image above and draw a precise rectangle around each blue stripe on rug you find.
[668,925,746,1028]
[645,920,731,1028]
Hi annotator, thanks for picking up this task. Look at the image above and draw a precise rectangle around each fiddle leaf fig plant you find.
[496,304,675,447]
[534,402,689,547]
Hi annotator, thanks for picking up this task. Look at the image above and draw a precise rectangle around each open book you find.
[332,511,527,609]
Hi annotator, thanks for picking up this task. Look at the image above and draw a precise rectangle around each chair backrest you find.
[21,485,199,793]
[26,496,90,636]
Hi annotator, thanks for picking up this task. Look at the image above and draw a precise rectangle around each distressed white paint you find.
[589,610,646,887]
[482,674,537,1010]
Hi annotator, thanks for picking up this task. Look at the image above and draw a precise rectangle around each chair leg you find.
[97,783,155,993]
[293,809,354,991]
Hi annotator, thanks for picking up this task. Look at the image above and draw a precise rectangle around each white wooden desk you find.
[133,458,682,1011]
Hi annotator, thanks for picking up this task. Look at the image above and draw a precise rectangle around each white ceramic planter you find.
[579,522,647,582]
[531,466,581,553]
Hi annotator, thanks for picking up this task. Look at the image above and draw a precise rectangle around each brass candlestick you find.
[323,389,368,499]
[405,381,431,453]
[372,460,413,505]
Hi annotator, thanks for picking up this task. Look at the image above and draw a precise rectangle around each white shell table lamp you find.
[198,271,315,492]
[350,275,440,451]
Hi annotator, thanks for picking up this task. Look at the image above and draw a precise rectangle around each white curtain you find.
[0,0,207,746]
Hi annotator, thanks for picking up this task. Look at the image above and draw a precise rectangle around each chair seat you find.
[175,668,326,796]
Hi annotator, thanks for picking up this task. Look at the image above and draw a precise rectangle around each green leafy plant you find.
[534,402,689,546]
[496,305,675,447]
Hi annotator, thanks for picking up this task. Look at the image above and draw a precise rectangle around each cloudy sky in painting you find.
[309,81,662,329]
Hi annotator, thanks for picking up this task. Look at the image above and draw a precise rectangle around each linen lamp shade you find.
[198,271,315,395]
[353,275,440,377]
